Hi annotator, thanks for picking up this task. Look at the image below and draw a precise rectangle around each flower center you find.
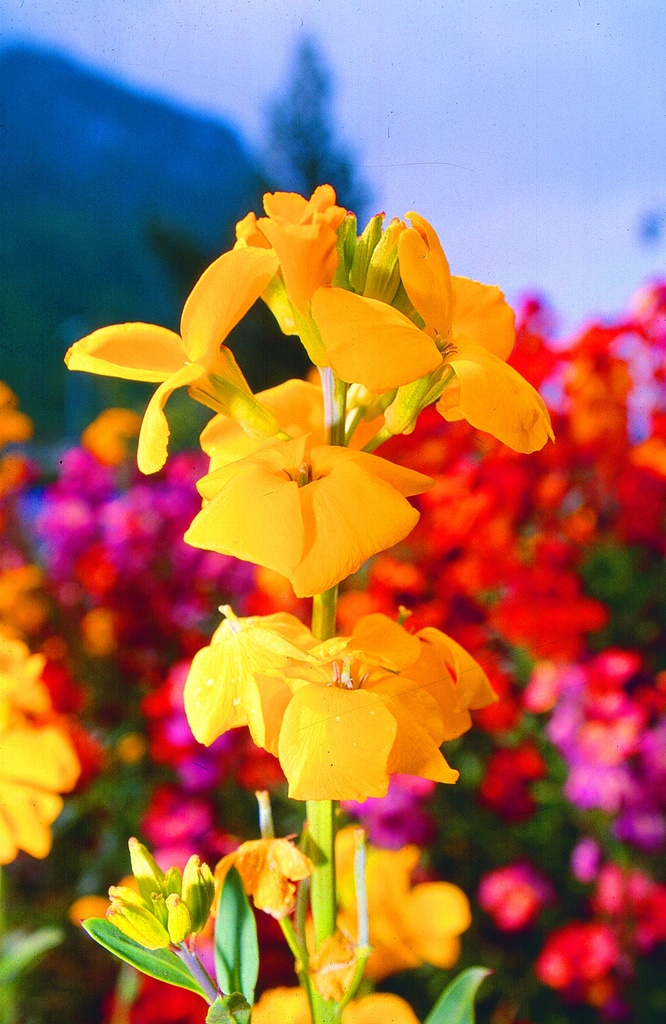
[330,657,369,691]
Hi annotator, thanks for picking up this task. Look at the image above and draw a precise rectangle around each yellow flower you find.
[310,213,553,453]
[214,837,314,920]
[185,612,494,800]
[0,632,80,863]
[256,186,347,314]
[251,987,420,1024]
[240,613,494,802]
[64,246,278,473]
[336,828,471,981]
[184,436,432,598]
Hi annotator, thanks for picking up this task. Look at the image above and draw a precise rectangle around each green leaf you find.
[206,992,252,1023]
[82,918,207,998]
[0,927,63,984]
[423,967,492,1024]
[214,867,259,1004]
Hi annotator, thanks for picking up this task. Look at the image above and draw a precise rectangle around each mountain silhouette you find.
[0,45,268,439]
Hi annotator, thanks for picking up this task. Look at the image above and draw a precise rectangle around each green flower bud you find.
[150,892,169,929]
[349,214,383,294]
[364,218,404,303]
[181,855,216,933]
[107,889,171,950]
[163,866,183,897]
[128,837,166,903]
[166,893,192,944]
[333,213,358,290]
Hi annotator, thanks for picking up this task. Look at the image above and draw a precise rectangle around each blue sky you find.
[2,0,665,330]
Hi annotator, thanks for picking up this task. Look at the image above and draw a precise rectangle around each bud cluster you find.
[106,837,215,950]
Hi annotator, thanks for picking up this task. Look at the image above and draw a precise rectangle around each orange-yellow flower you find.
[251,987,420,1024]
[256,185,347,314]
[214,837,314,920]
[336,827,471,980]
[0,631,80,863]
[64,246,278,473]
[310,213,554,453]
[188,612,495,802]
[184,436,432,598]
[0,382,33,447]
[81,408,142,467]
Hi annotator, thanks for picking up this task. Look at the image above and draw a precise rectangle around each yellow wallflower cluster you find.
[65,184,552,803]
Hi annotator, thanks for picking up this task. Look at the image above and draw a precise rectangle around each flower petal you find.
[137,362,205,474]
[310,446,434,498]
[291,461,422,597]
[180,247,278,364]
[439,342,555,453]
[374,676,459,784]
[398,212,452,337]
[65,323,186,382]
[311,288,442,391]
[452,276,515,360]
[184,462,305,579]
[278,686,396,801]
[348,613,421,671]
[200,379,325,471]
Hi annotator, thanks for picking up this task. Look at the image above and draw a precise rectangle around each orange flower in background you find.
[214,837,314,920]
[81,408,142,467]
[184,435,433,598]
[335,827,471,981]
[251,987,420,1024]
[0,382,33,447]
[256,185,347,314]
[0,631,80,863]
[65,246,278,473]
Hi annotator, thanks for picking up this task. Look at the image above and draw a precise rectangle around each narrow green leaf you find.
[0,927,63,984]
[423,967,492,1024]
[214,867,259,1004]
[82,918,207,998]
[206,992,252,1023]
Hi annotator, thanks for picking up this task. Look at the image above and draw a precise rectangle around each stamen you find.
[298,462,312,486]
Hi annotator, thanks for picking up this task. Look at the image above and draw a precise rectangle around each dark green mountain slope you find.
[0,45,268,438]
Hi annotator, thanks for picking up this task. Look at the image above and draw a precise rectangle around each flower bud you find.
[163,866,183,897]
[166,893,193,944]
[333,213,358,290]
[150,891,169,929]
[182,855,216,933]
[349,214,383,293]
[107,887,171,950]
[364,218,405,304]
[128,837,166,903]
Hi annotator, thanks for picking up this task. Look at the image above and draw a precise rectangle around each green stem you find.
[305,366,346,1024]
[305,799,337,946]
[0,868,17,1024]
[175,942,218,1005]
[311,587,338,641]
[319,367,347,447]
